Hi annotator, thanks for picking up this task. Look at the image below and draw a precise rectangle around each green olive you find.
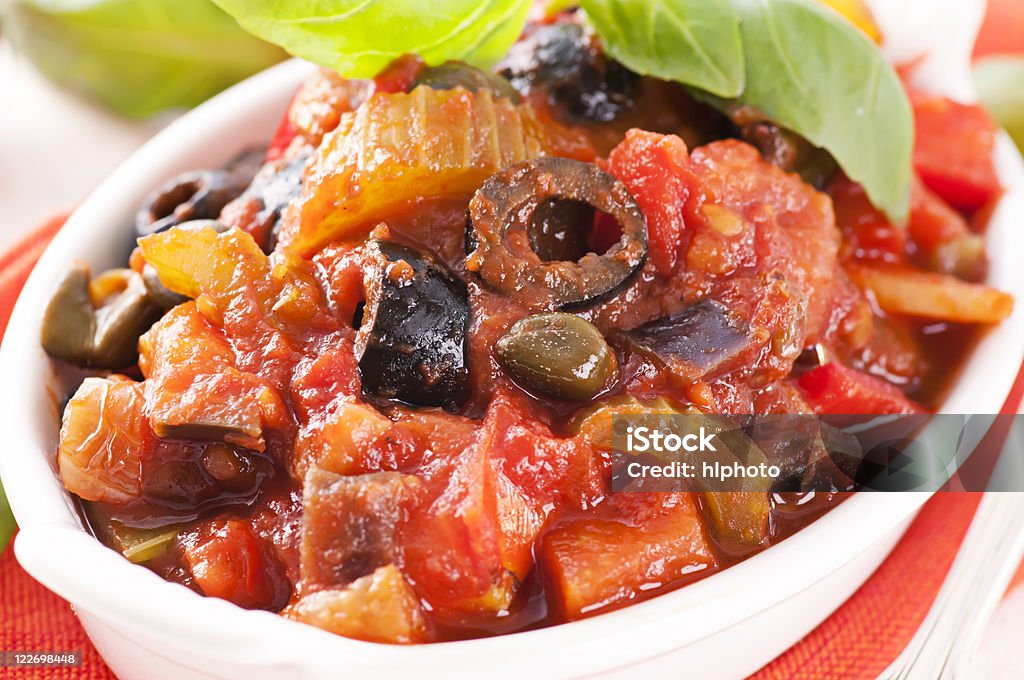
[92,274,161,369]
[40,264,97,364]
[40,266,160,370]
[496,313,617,401]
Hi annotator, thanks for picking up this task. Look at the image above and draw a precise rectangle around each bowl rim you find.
[3,37,1024,679]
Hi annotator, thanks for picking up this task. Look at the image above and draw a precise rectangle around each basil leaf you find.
[731,0,912,221]
[0,482,14,553]
[580,0,744,98]
[579,0,912,221]
[5,0,288,118]
[211,0,534,79]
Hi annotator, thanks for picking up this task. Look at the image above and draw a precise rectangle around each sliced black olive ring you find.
[135,148,263,238]
[466,157,647,310]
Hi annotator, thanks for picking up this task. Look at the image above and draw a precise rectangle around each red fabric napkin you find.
[0,221,1013,679]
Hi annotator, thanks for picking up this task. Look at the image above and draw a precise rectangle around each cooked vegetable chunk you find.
[617,300,752,386]
[182,519,289,611]
[541,493,716,619]
[799,363,925,415]
[58,377,152,504]
[41,265,161,369]
[301,468,421,590]
[356,240,469,410]
[287,565,429,644]
[847,265,1014,324]
[279,87,584,255]
[140,304,288,452]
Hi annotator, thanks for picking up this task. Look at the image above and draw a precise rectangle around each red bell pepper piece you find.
[799,363,925,415]
[910,89,1001,212]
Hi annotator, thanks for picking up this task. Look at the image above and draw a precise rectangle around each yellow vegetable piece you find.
[818,0,882,43]
[848,264,1015,324]
[278,86,564,255]
[138,224,268,301]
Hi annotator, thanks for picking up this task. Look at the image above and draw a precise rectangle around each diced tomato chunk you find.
[829,174,906,263]
[798,363,925,415]
[183,519,290,611]
[541,493,717,620]
[910,88,1001,212]
[606,129,702,276]
[287,565,429,644]
[265,103,298,163]
[372,54,425,94]
[401,448,535,617]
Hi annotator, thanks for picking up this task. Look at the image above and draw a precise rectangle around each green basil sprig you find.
[581,0,912,221]
[5,0,288,118]
[211,0,534,79]
[210,0,913,221]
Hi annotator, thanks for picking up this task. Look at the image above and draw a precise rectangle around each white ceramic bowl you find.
[3,2,1024,678]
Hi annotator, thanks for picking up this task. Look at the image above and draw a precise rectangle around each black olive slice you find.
[499,23,639,123]
[466,157,647,310]
[135,148,264,237]
[355,240,470,410]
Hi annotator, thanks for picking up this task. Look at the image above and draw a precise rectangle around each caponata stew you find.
[43,8,1013,644]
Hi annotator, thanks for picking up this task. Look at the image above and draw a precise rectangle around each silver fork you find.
[880,493,1024,679]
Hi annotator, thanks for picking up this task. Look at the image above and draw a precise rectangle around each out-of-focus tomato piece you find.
[182,518,290,611]
[908,179,986,281]
[829,174,906,263]
[799,362,925,415]
[58,377,153,504]
[974,0,1024,59]
[540,493,717,620]
[288,68,370,149]
[910,89,1001,212]
[605,129,702,276]
[830,173,986,280]
[372,54,425,94]
[287,564,429,644]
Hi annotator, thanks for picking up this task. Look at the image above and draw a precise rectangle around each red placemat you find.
[0,220,1011,679]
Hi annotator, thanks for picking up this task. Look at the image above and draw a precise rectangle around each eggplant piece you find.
[466,157,647,310]
[135,148,264,237]
[617,299,751,384]
[301,467,422,589]
[499,23,639,123]
[356,240,470,410]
